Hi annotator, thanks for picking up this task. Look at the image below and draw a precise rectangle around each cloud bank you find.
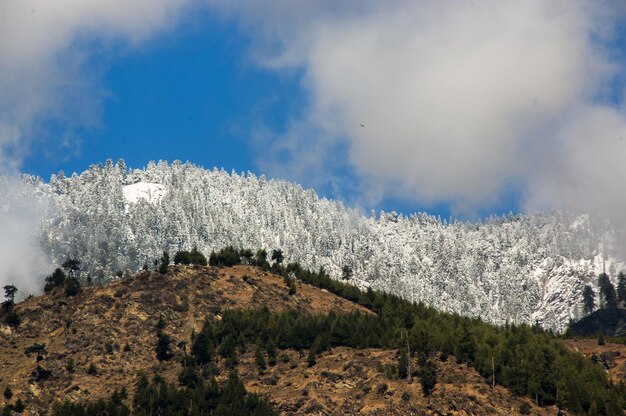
[209,1,626,220]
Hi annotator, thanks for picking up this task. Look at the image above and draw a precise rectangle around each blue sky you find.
[18,6,465,218]
[4,2,626,221]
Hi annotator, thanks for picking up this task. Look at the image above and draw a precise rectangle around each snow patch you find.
[122,182,166,205]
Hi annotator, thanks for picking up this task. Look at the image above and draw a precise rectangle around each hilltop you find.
[0,264,564,415]
[5,160,625,331]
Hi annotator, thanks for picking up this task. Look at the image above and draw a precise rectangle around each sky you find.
[2,1,626,222]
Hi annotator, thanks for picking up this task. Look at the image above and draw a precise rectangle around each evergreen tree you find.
[255,343,266,373]
[156,314,166,330]
[44,268,66,292]
[173,250,191,265]
[3,387,12,400]
[86,363,97,375]
[2,285,16,305]
[190,247,208,266]
[266,339,277,366]
[2,285,19,327]
[598,273,617,309]
[583,285,596,315]
[64,276,81,296]
[617,272,626,305]
[159,252,170,274]
[306,348,316,367]
[13,398,25,413]
[156,331,173,361]
[420,359,437,396]
[271,249,283,265]
[341,266,353,281]
[398,349,409,380]
[61,259,81,276]
[191,323,214,365]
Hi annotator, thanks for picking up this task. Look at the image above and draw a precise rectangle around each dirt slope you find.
[0,265,556,415]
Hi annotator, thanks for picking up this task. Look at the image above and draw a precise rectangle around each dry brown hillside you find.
[1,265,556,415]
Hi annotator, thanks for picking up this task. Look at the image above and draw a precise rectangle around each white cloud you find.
[0,0,193,293]
[208,0,626,217]
[0,0,193,173]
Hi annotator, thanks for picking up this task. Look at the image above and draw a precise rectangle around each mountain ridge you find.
[4,160,624,331]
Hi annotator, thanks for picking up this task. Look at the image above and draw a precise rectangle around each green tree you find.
[156,331,173,361]
[156,314,166,330]
[306,348,316,367]
[420,359,437,396]
[190,247,208,266]
[64,276,81,296]
[255,343,266,373]
[254,249,268,266]
[597,273,613,308]
[398,349,409,380]
[44,268,66,292]
[2,285,16,305]
[87,363,97,375]
[3,387,12,400]
[173,250,191,265]
[266,339,277,366]
[159,252,170,274]
[271,249,284,265]
[191,323,214,365]
[598,273,618,309]
[2,285,19,327]
[341,266,353,281]
[62,259,81,276]
[583,285,595,315]
[13,398,25,413]
[617,272,626,305]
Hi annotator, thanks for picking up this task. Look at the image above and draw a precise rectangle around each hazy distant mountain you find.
[13,160,624,331]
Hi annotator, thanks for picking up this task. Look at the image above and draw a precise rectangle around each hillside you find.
[570,308,626,338]
[0,264,561,415]
[6,161,625,332]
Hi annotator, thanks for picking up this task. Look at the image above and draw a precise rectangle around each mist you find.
[0,177,53,298]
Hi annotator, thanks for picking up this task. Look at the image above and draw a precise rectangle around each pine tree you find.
[271,249,284,265]
[598,273,617,309]
[341,266,353,281]
[159,252,170,274]
[398,349,409,380]
[3,387,12,400]
[13,398,25,413]
[306,349,316,367]
[44,268,66,292]
[420,359,437,396]
[255,343,266,373]
[64,276,81,296]
[156,331,173,361]
[266,339,277,366]
[191,324,214,365]
[583,285,596,315]
[617,272,626,305]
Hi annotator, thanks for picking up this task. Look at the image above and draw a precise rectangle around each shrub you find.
[3,387,12,400]
[86,363,97,375]
[66,358,74,373]
[376,383,388,395]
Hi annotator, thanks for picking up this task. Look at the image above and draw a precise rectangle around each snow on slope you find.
[122,182,166,205]
[18,160,625,332]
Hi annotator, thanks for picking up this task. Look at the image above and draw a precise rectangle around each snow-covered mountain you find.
[11,160,625,331]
